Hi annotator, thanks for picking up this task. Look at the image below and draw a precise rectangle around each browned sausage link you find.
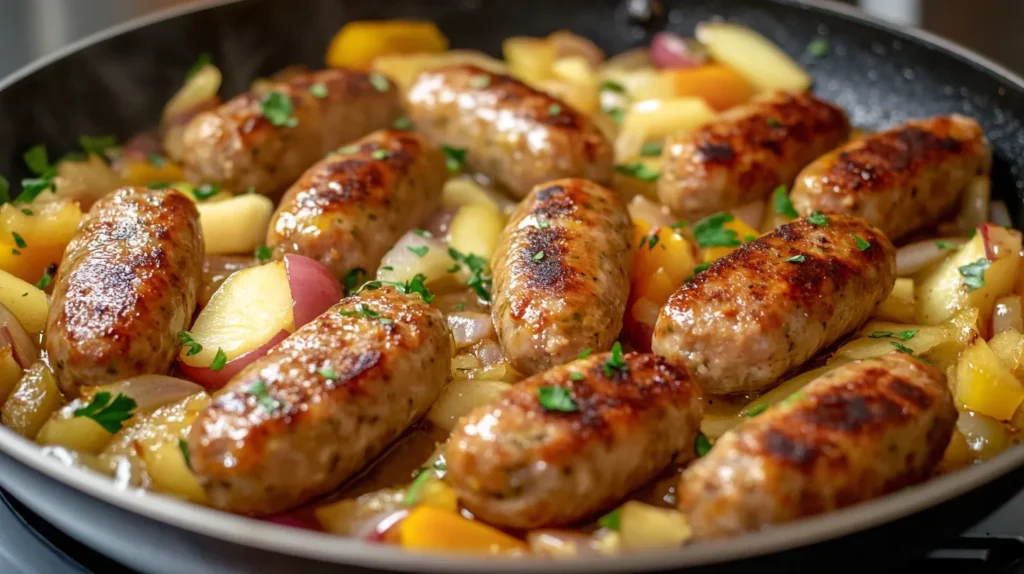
[182,68,401,197]
[266,130,446,280]
[790,114,991,241]
[45,187,204,394]
[652,215,895,395]
[678,353,955,539]
[188,287,450,515]
[658,91,850,221]
[446,352,701,529]
[491,178,633,376]
[406,64,614,198]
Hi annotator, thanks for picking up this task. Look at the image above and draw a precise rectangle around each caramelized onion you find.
[649,32,708,69]
[447,311,495,349]
[896,238,965,276]
[102,375,204,413]
[992,296,1024,335]
[0,303,39,369]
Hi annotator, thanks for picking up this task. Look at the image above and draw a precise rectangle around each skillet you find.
[0,0,1024,571]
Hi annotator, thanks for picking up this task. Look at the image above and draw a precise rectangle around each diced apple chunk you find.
[0,269,48,333]
[35,398,112,454]
[875,278,916,323]
[956,335,1024,420]
[2,362,64,438]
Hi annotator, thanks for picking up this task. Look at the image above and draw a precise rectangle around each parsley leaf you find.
[959,258,990,291]
[11,232,26,249]
[890,341,915,355]
[548,104,562,115]
[318,366,339,380]
[569,372,585,381]
[309,82,328,98]
[448,248,491,302]
[640,142,664,157]
[260,91,298,127]
[338,304,385,320]
[392,117,414,130]
[23,145,49,175]
[73,392,137,433]
[337,145,360,155]
[614,162,660,181]
[371,149,390,160]
[598,508,621,530]
[469,74,491,89]
[767,117,783,128]
[745,403,768,417]
[412,229,432,238]
[178,438,191,469]
[869,329,918,341]
[935,239,958,250]
[178,331,203,356]
[192,183,221,201]
[606,107,626,124]
[408,245,429,258]
[79,135,117,157]
[442,146,467,172]
[852,234,871,251]
[537,386,578,412]
[807,211,829,226]
[695,432,712,457]
[368,73,390,92]
[807,37,829,57]
[147,153,166,167]
[356,274,435,304]
[693,212,740,249]
[532,251,545,262]
[254,244,272,264]
[578,348,593,360]
[343,268,366,296]
[35,266,54,290]
[186,52,212,79]
[602,342,628,378]
[209,348,227,371]
[404,468,433,505]
[773,185,798,218]
[246,380,283,412]
[780,391,805,407]
[785,254,806,263]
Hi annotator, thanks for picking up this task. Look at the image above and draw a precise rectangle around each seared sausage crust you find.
[658,91,850,221]
[188,287,450,515]
[45,187,203,394]
[446,352,701,529]
[678,353,955,539]
[406,65,613,198]
[266,130,446,280]
[182,68,401,196]
[652,215,896,395]
[491,178,633,376]
[790,114,991,241]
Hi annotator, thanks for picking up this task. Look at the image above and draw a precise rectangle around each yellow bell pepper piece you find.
[632,221,696,302]
[702,215,760,263]
[400,506,527,554]
[326,21,448,70]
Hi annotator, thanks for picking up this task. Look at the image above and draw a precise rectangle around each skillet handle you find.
[625,0,666,30]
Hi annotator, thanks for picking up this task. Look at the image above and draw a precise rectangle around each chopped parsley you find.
[11,232,26,249]
[209,348,228,371]
[338,304,385,320]
[535,216,550,229]
[11,249,19,256]
[569,372,585,381]
[371,149,390,160]
[602,342,628,378]
[20,208,32,216]
[785,254,806,263]
[548,104,562,115]
[537,386,578,412]
[598,508,621,530]
[448,248,491,301]
[178,331,203,356]
[578,348,593,360]
[695,432,712,457]
[969,229,978,239]
[959,258,990,291]
[246,380,283,412]
[601,80,626,94]
[807,211,829,226]
[260,91,298,127]
[404,468,433,505]
[807,37,829,58]
[337,145,360,155]
[606,107,626,124]
[147,181,171,190]
[693,212,740,249]
[18,145,57,202]
[691,262,711,276]
[532,251,545,262]
[442,146,467,172]
[412,229,432,238]
[767,117,783,128]
[254,244,272,264]
[368,73,390,92]
[343,268,367,296]
[178,438,191,469]
[407,245,429,258]
[186,52,212,79]
[35,266,54,290]
[392,117,414,130]
[356,273,435,303]
[318,366,339,380]
[23,145,49,174]
[614,162,659,181]
[78,135,117,157]
[309,82,328,98]
[935,239,958,250]
[646,234,660,250]
[469,74,491,89]
[73,392,137,433]
[147,153,166,167]
[192,183,221,201]
[640,142,664,157]
[745,403,768,417]
[852,234,871,251]
[869,329,918,341]
[890,341,914,355]
[773,186,799,218]
[780,391,805,407]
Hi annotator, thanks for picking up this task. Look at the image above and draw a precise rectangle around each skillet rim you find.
[1,0,1023,571]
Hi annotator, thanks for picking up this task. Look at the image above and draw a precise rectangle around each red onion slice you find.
[102,375,204,412]
[649,32,709,69]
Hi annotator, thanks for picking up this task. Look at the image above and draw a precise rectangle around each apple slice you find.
[178,254,340,389]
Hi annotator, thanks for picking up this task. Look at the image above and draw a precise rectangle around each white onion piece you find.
[447,312,495,349]
[474,339,506,367]
[730,199,765,230]
[376,231,452,285]
[649,32,708,69]
[0,303,38,368]
[957,410,1010,460]
[947,176,991,235]
[990,200,1013,228]
[896,238,964,276]
[992,296,1024,335]
[102,375,204,413]
[628,195,676,228]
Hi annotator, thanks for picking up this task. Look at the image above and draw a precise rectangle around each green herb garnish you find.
[569,372,585,381]
[73,392,137,433]
[254,244,272,264]
[852,234,871,251]
[209,348,227,371]
[745,403,768,417]
[408,245,429,258]
[343,268,367,296]
[260,91,298,127]
[532,251,545,262]
[186,52,212,79]
[602,342,628,378]
[959,258,990,291]
[640,142,664,157]
[178,438,191,469]
[693,212,740,249]
[767,118,783,128]
[935,239,958,250]
[773,186,798,218]
[337,145,360,155]
[193,183,221,201]
[448,248,491,301]
[23,145,49,174]
[548,104,562,115]
[11,232,26,249]
[785,254,806,263]
[371,149,390,160]
[368,73,390,92]
[890,341,914,355]
[614,162,660,181]
[442,146,467,172]
[309,82,328,98]
[35,267,53,290]
[598,508,621,530]
[178,331,203,356]
[469,74,491,89]
[869,329,918,341]
[695,432,712,457]
[147,153,166,167]
[79,135,117,157]
[807,211,829,226]
[404,469,433,505]
[318,366,339,380]
[578,348,593,360]
[537,386,578,412]
[392,117,414,130]
[339,304,385,320]
[807,37,829,58]
[246,380,283,412]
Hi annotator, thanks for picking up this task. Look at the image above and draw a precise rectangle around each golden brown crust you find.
[45,187,203,393]
[183,68,401,196]
[447,352,701,529]
[678,354,955,538]
[791,114,991,240]
[659,91,850,221]
[652,215,896,394]
[491,178,633,375]
[266,129,446,279]
[406,65,613,197]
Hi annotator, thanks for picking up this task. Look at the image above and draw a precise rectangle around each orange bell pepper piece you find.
[326,21,449,70]
[668,64,754,111]
[399,506,527,554]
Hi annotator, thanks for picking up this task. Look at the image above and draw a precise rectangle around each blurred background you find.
[1,0,1023,77]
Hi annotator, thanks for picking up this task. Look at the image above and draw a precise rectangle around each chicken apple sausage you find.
[45,187,204,394]
[266,129,446,280]
[652,215,896,395]
[491,178,633,376]
[790,114,991,241]
[182,68,401,197]
[406,64,614,198]
[678,353,956,539]
[188,286,450,515]
[658,91,850,221]
[446,352,702,529]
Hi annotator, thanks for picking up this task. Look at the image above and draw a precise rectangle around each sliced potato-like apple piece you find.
[197,193,274,255]
[695,22,811,92]
[427,379,511,431]
[957,335,1024,420]
[2,362,63,439]
[874,278,916,323]
[0,269,48,333]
